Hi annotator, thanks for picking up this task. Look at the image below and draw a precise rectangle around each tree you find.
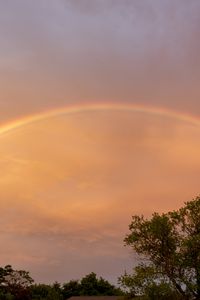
[0,265,34,300]
[63,272,123,298]
[62,280,81,298]
[80,272,122,295]
[119,264,180,299]
[119,196,200,300]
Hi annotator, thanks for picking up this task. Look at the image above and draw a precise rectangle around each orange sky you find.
[0,0,200,284]
[0,109,200,283]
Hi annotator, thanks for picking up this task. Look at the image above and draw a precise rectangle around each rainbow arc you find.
[0,103,200,136]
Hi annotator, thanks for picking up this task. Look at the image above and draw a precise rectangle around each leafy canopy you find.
[119,196,200,300]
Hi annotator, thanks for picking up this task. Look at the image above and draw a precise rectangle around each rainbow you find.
[0,102,200,136]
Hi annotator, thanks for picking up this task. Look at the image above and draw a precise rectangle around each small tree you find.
[62,280,81,298]
[80,272,122,295]
[63,272,123,298]
[119,196,200,300]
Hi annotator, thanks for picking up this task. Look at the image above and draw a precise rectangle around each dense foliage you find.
[119,196,200,300]
[63,272,123,298]
[0,268,123,300]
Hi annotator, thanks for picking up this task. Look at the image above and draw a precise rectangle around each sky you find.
[0,0,200,284]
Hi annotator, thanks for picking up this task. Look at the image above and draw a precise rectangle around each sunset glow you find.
[1,108,200,282]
